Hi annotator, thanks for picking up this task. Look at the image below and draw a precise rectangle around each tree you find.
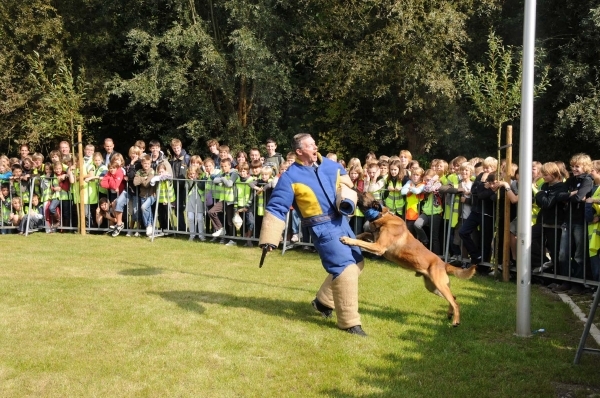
[458,30,549,161]
[0,0,65,153]
[28,52,93,151]
[457,30,550,268]
[553,6,600,141]
[289,0,500,157]
[109,0,292,155]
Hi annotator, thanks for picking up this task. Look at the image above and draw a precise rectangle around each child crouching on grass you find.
[95,197,117,230]
[18,193,44,234]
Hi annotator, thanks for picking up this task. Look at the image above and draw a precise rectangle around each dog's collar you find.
[364,208,382,222]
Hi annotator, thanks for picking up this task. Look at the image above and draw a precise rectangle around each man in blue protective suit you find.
[259,133,366,336]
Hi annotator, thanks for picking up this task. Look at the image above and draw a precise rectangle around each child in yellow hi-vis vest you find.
[249,166,276,240]
[585,159,600,284]
[401,166,425,237]
[208,158,239,245]
[153,162,175,236]
[414,169,443,254]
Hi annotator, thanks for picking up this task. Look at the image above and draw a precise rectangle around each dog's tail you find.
[445,264,477,280]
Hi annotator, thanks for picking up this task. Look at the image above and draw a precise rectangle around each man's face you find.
[172,145,182,156]
[104,140,114,154]
[150,145,160,157]
[249,150,260,161]
[295,137,318,165]
[20,146,29,158]
[221,162,231,173]
[266,142,277,156]
[59,142,70,155]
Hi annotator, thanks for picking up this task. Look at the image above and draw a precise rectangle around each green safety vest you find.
[444,173,460,227]
[13,180,30,204]
[371,178,383,201]
[1,200,10,223]
[51,176,71,201]
[40,177,53,203]
[405,185,424,221]
[71,165,96,205]
[531,177,544,225]
[588,186,600,257]
[158,180,175,204]
[384,179,404,216]
[235,177,254,208]
[353,183,364,218]
[220,172,235,203]
[211,174,225,202]
[256,178,273,216]
[421,190,443,216]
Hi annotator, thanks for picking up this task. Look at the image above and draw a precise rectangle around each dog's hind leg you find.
[423,277,455,321]
[428,268,461,326]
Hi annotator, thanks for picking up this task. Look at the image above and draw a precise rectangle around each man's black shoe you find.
[311,298,333,318]
[345,325,367,337]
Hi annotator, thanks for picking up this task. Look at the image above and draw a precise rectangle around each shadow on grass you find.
[179,270,315,295]
[148,290,417,330]
[119,267,164,276]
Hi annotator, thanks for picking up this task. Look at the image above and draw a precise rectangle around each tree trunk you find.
[404,122,426,155]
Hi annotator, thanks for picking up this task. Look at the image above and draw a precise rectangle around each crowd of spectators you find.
[1,137,598,296]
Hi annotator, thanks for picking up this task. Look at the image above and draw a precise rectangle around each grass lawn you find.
[0,233,599,397]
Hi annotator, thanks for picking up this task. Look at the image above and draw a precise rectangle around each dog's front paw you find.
[339,236,352,245]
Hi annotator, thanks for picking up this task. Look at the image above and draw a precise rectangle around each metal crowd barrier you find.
[2,175,598,288]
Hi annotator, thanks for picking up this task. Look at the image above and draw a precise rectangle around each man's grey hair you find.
[291,133,312,151]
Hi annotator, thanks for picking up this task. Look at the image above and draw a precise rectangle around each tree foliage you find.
[1,0,600,162]
[0,0,66,152]
[27,52,94,152]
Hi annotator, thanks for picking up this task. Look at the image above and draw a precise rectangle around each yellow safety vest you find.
[588,186,600,257]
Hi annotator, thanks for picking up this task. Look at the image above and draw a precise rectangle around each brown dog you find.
[340,192,476,326]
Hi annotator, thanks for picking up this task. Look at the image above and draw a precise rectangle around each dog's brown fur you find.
[340,192,476,326]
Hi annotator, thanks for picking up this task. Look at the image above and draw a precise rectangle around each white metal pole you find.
[516,0,537,337]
